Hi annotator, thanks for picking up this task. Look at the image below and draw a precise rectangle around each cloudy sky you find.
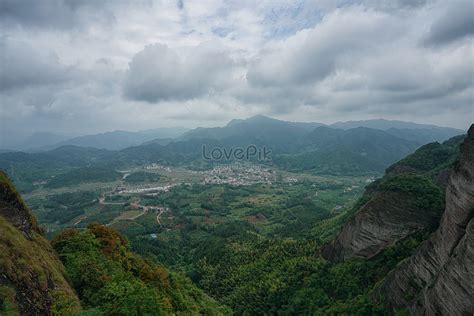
[0,0,473,140]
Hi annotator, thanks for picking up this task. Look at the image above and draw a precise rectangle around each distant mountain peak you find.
[330,119,461,131]
[247,114,273,121]
[226,115,277,126]
[226,118,245,127]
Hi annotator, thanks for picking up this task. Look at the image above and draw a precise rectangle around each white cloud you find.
[247,7,403,87]
[124,42,235,102]
[0,38,72,91]
[0,0,472,138]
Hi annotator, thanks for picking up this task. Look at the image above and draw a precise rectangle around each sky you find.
[0,0,473,141]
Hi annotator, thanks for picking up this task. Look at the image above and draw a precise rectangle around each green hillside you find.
[52,224,230,315]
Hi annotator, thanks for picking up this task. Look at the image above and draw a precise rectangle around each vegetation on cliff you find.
[0,171,81,314]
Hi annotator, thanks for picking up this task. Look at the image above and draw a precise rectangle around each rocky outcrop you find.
[321,190,441,262]
[0,171,81,315]
[0,171,41,238]
[321,135,464,263]
[381,124,474,315]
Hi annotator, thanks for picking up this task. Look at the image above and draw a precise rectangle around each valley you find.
[0,116,470,315]
[23,163,368,241]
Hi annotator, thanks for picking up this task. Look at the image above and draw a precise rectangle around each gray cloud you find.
[124,43,235,102]
[246,8,402,88]
[0,0,116,29]
[424,0,474,46]
[359,0,430,11]
[240,4,473,127]
[0,38,72,91]
[0,0,472,138]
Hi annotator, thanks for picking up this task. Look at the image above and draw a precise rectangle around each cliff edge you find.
[321,135,463,262]
[381,125,473,315]
[0,171,81,315]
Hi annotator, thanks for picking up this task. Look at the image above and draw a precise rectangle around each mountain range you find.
[178,116,462,147]
[2,128,190,152]
[2,116,462,152]
[0,116,466,192]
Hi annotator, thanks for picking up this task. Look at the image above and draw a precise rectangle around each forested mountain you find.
[322,125,473,314]
[0,146,117,192]
[382,126,473,315]
[330,118,460,131]
[8,117,457,154]
[181,115,323,141]
[275,126,419,175]
[385,127,465,146]
[181,115,461,145]
[0,117,465,192]
[11,132,72,151]
[46,128,190,151]
[322,135,464,262]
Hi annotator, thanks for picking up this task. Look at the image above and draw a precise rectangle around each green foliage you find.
[311,193,373,244]
[387,141,458,173]
[45,208,85,225]
[0,217,81,314]
[49,191,99,205]
[52,224,230,315]
[380,174,444,210]
[45,167,121,188]
[0,286,19,315]
[274,148,386,176]
[191,232,426,315]
[29,190,99,225]
[124,171,161,183]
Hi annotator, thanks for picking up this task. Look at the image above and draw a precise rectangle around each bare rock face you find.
[321,191,440,262]
[381,124,474,315]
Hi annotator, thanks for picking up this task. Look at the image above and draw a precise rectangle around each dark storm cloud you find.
[424,0,474,46]
[0,0,114,29]
[123,43,234,103]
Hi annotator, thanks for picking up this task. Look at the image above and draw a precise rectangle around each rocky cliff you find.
[321,188,442,262]
[381,124,473,315]
[0,171,81,315]
[321,136,463,263]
